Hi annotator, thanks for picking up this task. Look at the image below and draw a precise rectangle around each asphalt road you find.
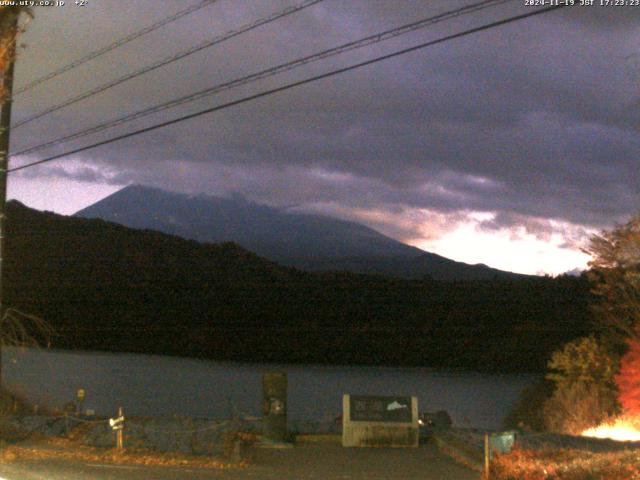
[0,443,480,480]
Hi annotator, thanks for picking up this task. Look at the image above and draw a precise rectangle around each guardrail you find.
[0,411,260,460]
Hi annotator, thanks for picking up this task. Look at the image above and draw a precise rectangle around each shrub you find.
[491,447,640,480]
[542,381,616,435]
[616,337,640,415]
[503,378,553,432]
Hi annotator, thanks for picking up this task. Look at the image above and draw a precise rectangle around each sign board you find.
[342,394,418,448]
[109,415,124,430]
[349,395,413,423]
[490,431,517,458]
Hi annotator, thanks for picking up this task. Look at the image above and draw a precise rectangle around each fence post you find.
[116,406,124,450]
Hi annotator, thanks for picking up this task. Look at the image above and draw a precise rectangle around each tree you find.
[546,336,618,389]
[584,214,640,341]
[616,337,640,415]
[543,336,619,434]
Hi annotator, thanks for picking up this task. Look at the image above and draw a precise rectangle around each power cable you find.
[12,0,509,158]
[12,0,324,129]
[8,4,565,174]
[14,0,219,96]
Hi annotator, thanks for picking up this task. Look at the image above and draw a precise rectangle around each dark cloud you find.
[8,0,640,243]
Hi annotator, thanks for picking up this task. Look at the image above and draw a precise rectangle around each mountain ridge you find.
[75,184,527,281]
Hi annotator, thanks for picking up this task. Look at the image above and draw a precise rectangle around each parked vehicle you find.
[418,410,452,437]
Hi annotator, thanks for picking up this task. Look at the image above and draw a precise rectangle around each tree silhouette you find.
[584,214,640,341]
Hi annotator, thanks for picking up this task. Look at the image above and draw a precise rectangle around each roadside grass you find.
[490,447,640,480]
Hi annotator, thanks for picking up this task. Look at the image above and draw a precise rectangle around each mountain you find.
[75,185,526,281]
[5,201,591,372]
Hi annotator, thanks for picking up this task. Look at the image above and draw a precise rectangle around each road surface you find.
[0,443,479,479]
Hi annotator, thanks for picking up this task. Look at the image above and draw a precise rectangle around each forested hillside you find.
[5,201,592,372]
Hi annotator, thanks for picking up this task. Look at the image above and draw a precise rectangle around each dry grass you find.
[490,447,640,480]
[0,434,248,470]
[432,433,483,472]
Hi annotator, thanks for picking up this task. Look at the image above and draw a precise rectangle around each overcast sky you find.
[6,0,640,275]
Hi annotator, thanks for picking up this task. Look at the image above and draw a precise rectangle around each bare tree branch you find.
[0,308,54,348]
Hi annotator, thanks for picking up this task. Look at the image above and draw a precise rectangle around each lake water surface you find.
[2,347,535,430]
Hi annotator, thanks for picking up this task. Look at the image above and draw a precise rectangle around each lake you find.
[2,347,535,430]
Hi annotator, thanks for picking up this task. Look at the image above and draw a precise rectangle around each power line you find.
[12,0,510,158]
[9,4,565,174]
[11,0,324,130]
[13,0,219,96]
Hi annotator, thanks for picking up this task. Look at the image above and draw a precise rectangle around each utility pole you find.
[0,8,21,386]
